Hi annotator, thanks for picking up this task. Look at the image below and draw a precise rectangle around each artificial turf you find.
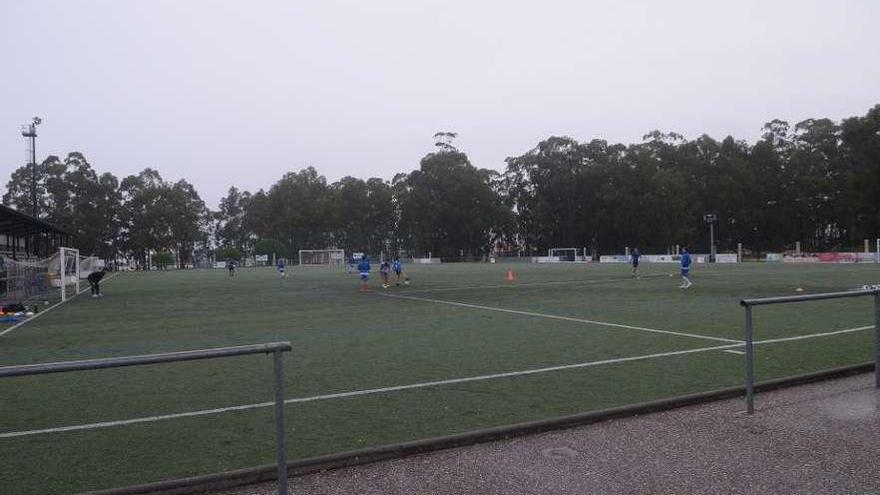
[1,261,878,494]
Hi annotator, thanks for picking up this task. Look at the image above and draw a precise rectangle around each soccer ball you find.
[404,280,410,285]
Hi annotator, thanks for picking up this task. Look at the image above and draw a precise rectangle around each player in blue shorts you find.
[392,257,408,286]
[631,248,641,279]
[277,259,286,278]
[380,260,391,288]
[358,255,371,292]
[679,247,692,289]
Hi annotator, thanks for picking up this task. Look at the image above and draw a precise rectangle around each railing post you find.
[745,304,755,414]
[273,350,289,495]
[875,293,880,389]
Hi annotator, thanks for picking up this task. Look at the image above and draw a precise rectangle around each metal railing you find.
[740,289,880,414]
[0,341,293,495]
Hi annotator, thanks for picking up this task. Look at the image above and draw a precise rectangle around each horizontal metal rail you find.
[0,341,293,495]
[741,289,880,414]
[741,288,880,307]
[0,342,292,378]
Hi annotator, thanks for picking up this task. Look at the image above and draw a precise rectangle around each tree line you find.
[4,104,880,264]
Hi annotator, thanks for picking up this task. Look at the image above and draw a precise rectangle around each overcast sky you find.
[2,0,878,208]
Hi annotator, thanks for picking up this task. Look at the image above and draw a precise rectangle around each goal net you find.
[79,254,104,278]
[0,247,80,305]
[52,247,80,301]
[299,249,345,267]
[546,247,588,262]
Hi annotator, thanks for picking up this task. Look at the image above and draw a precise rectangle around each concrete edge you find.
[79,362,875,495]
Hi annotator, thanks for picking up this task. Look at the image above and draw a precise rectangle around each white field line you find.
[754,325,872,344]
[379,292,742,344]
[0,324,872,439]
[723,350,746,355]
[0,342,742,439]
[0,272,121,338]
[401,273,672,294]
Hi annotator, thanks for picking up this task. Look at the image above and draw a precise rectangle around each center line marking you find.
[379,292,742,344]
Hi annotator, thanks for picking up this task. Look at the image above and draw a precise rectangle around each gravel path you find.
[217,373,880,495]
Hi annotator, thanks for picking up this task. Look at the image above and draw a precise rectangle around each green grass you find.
[1,261,879,494]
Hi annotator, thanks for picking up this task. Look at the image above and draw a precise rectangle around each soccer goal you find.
[547,247,588,262]
[299,249,345,267]
[0,247,80,305]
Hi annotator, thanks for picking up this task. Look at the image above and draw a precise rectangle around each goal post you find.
[57,247,80,301]
[298,249,345,267]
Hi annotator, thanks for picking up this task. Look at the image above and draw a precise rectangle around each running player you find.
[277,258,286,278]
[631,248,641,279]
[227,259,237,277]
[357,255,371,292]
[380,260,391,288]
[679,248,693,289]
[392,257,408,286]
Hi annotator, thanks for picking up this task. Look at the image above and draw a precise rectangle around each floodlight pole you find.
[704,214,716,262]
[21,117,41,218]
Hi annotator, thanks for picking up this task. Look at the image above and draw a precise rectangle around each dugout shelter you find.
[0,204,72,260]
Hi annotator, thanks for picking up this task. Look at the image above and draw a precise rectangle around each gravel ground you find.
[217,373,880,495]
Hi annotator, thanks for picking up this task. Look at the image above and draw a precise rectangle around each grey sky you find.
[2,0,878,208]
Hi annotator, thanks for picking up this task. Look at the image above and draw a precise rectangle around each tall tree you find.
[398,141,508,259]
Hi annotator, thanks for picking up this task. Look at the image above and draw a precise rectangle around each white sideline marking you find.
[754,326,872,344]
[0,342,742,439]
[402,274,671,294]
[0,272,121,338]
[723,350,745,355]
[380,292,742,344]
[0,324,872,439]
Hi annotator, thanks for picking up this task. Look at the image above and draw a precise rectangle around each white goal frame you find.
[298,249,346,267]
[59,247,80,301]
[547,247,587,262]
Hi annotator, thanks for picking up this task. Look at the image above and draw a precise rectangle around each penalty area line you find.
[379,292,742,344]
[0,272,122,338]
[0,325,872,439]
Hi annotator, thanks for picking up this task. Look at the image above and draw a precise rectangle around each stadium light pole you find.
[21,116,42,218]
[704,213,716,262]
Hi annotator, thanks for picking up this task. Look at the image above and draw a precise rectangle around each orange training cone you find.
[506,269,516,282]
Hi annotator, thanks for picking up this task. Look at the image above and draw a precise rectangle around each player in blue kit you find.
[631,248,641,279]
[679,248,693,289]
[277,259,286,278]
[358,255,371,292]
[392,257,409,286]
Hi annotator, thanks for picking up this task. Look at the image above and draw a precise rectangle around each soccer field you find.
[2,261,879,494]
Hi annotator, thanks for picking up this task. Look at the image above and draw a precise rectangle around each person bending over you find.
[88,268,109,298]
